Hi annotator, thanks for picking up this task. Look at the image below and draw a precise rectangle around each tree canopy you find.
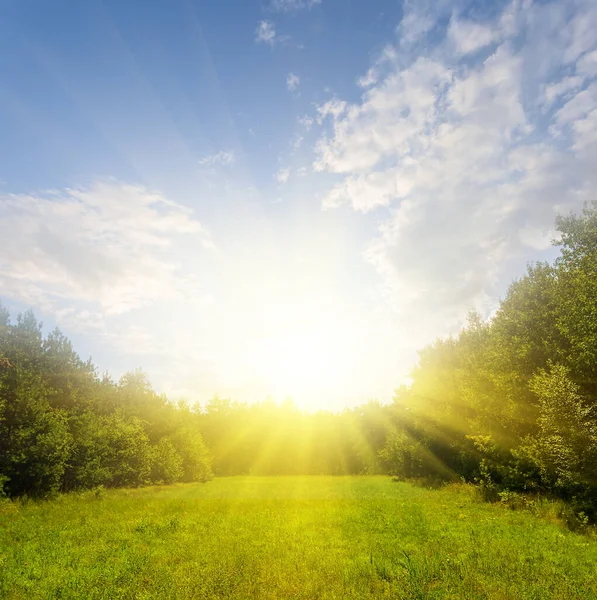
[381,203,597,519]
[0,315,212,498]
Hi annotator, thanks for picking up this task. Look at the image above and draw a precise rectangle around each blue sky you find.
[1,0,596,410]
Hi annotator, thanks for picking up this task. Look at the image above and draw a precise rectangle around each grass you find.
[1,476,597,599]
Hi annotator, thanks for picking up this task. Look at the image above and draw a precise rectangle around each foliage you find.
[170,425,213,483]
[196,398,393,477]
[149,437,184,485]
[519,364,597,514]
[0,307,212,498]
[381,202,597,519]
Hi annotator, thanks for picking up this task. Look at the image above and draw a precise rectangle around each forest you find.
[2,204,597,523]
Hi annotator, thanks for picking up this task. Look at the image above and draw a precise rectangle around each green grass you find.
[1,477,597,599]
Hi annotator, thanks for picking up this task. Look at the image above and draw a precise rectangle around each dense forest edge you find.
[2,204,597,526]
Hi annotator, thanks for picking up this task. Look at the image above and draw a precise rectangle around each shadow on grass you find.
[392,475,597,536]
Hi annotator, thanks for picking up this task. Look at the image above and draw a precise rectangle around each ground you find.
[1,476,597,599]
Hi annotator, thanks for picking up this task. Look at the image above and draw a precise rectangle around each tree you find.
[149,438,184,484]
[519,364,597,509]
[0,364,71,498]
[0,304,213,497]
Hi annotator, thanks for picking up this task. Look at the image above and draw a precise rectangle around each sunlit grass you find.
[2,477,597,599]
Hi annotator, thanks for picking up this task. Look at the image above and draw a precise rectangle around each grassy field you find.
[1,477,597,599]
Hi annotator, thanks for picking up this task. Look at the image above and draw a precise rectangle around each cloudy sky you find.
[1,0,596,410]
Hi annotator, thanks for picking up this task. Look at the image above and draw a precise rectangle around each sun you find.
[249,330,350,410]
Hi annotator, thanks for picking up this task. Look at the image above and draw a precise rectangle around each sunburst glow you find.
[250,330,352,402]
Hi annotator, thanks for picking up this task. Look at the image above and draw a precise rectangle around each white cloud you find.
[357,45,398,88]
[0,181,211,317]
[542,76,584,107]
[314,0,597,342]
[256,21,277,46]
[357,69,379,89]
[315,59,451,174]
[561,2,597,64]
[577,49,597,78]
[287,72,300,92]
[276,168,291,184]
[396,0,455,49]
[298,115,314,130]
[291,135,304,151]
[322,169,408,212]
[198,149,235,166]
[555,83,597,126]
[315,99,348,125]
[397,5,436,46]
[269,0,321,12]
[448,17,498,55]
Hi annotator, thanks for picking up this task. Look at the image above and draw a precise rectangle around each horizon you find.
[1,0,596,411]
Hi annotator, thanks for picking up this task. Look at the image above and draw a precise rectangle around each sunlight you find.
[4,0,597,596]
[249,330,350,410]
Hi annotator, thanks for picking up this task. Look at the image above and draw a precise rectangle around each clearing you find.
[1,476,597,599]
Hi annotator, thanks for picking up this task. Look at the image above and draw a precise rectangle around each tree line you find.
[196,397,392,477]
[0,312,212,498]
[0,306,396,498]
[381,203,597,521]
[2,203,597,521]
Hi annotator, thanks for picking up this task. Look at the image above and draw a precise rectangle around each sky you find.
[1,0,596,411]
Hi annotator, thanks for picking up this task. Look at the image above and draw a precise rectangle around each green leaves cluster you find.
[381,203,597,517]
[0,310,212,498]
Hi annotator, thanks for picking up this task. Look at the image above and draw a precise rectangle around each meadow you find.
[1,477,597,599]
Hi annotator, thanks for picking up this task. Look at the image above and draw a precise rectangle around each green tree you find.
[520,364,597,508]
[149,437,184,484]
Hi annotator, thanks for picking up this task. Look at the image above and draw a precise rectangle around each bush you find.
[519,364,597,515]
[149,438,184,484]
[102,416,152,488]
[0,474,9,498]
[171,429,213,482]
